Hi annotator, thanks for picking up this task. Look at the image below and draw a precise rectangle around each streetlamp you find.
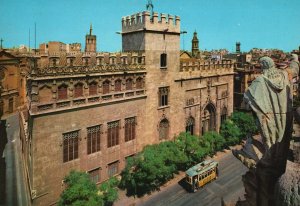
[180,31,187,51]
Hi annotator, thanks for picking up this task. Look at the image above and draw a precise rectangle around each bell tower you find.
[85,24,97,53]
[236,42,241,53]
[191,31,199,57]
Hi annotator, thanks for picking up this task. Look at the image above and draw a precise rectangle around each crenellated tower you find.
[121,10,182,144]
[121,11,180,52]
[85,24,97,52]
[192,31,199,57]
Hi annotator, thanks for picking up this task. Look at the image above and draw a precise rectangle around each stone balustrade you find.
[34,63,146,77]
[32,89,146,115]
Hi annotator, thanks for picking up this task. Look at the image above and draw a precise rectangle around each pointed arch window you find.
[115,79,122,92]
[221,107,227,125]
[136,77,143,89]
[58,84,68,100]
[126,79,133,90]
[159,118,169,140]
[159,87,169,107]
[74,83,84,98]
[186,116,195,135]
[202,104,216,135]
[102,80,110,94]
[89,82,98,96]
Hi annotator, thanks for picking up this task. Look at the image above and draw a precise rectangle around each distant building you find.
[39,41,66,54]
[67,43,81,52]
[85,24,96,52]
[191,31,199,57]
[236,42,241,53]
[0,50,28,117]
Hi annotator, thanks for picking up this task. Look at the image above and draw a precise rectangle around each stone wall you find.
[30,98,146,205]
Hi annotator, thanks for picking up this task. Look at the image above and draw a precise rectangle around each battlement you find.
[122,11,180,33]
[180,59,234,77]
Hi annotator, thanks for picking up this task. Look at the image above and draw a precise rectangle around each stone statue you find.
[236,57,293,206]
[289,54,299,78]
[244,56,293,150]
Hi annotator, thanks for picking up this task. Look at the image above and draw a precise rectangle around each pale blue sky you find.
[0,0,299,52]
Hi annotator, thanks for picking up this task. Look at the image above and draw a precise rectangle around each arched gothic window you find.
[126,79,133,90]
[186,116,195,135]
[136,77,143,89]
[221,107,227,125]
[201,103,216,135]
[74,83,84,98]
[159,119,169,140]
[102,80,110,94]
[89,82,98,96]
[115,79,122,92]
[58,84,68,100]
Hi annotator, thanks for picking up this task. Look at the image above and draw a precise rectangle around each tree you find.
[120,144,177,196]
[99,177,119,206]
[58,170,104,206]
[201,131,225,154]
[220,119,242,146]
[230,112,258,138]
[59,171,119,206]
[175,132,206,166]
[119,141,189,197]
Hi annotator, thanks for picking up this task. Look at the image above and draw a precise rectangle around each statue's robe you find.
[244,69,292,149]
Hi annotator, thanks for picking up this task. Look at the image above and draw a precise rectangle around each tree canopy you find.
[230,111,258,138]
[59,171,119,206]
[58,171,104,206]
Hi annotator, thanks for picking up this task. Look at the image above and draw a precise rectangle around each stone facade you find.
[20,10,235,205]
[0,50,28,118]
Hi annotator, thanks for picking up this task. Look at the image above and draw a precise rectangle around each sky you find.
[0,0,300,52]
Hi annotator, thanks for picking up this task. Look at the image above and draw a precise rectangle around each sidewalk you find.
[1,114,30,206]
[114,145,242,206]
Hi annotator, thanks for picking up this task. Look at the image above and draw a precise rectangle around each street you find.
[137,150,248,206]
[0,114,29,206]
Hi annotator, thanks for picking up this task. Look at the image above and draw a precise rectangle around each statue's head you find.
[259,56,275,70]
[290,53,299,62]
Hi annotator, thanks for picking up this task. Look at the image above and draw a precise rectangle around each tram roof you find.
[185,159,218,177]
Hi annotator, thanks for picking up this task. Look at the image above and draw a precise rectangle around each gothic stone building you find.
[0,50,29,118]
[20,10,234,205]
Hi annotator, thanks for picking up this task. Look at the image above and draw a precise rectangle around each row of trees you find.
[119,111,257,197]
[59,112,257,204]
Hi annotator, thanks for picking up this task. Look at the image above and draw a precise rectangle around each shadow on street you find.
[177,177,189,192]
